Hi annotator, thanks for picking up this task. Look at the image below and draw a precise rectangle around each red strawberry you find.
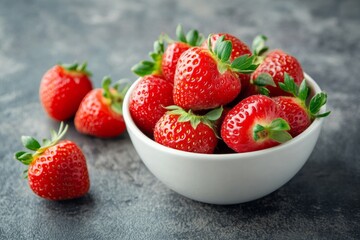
[173,35,258,110]
[273,74,330,137]
[161,25,204,83]
[249,49,304,96]
[202,33,253,95]
[39,62,93,121]
[129,75,174,137]
[75,77,127,138]
[154,106,222,154]
[14,123,90,200]
[221,95,292,153]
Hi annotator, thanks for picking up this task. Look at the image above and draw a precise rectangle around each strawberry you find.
[14,123,90,200]
[161,25,204,83]
[221,95,292,153]
[202,33,253,95]
[154,106,222,154]
[249,48,304,96]
[173,35,258,110]
[39,62,93,121]
[129,75,174,137]
[74,77,127,138]
[273,73,331,137]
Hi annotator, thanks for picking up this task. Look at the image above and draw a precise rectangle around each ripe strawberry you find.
[129,75,174,137]
[273,73,331,137]
[202,33,253,96]
[14,123,90,200]
[75,77,127,138]
[161,25,204,83]
[221,95,292,153]
[249,43,304,96]
[154,106,222,154]
[39,62,93,121]
[173,35,258,110]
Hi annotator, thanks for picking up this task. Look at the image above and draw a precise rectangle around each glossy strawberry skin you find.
[28,140,90,201]
[75,89,126,138]
[173,47,241,110]
[221,95,284,153]
[202,33,252,93]
[154,114,217,154]
[129,75,174,137]
[273,96,311,137]
[162,42,191,83]
[250,49,304,96]
[39,65,93,121]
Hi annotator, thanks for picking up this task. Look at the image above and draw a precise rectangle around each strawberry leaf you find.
[252,35,269,56]
[298,79,309,102]
[178,114,192,123]
[15,151,33,165]
[190,117,201,129]
[186,30,199,46]
[279,73,298,96]
[111,102,123,115]
[213,35,233,63]
[231,55,258,74]
[253,124,266,141]
[61,62,92,76]
[205,106,223,121]
[253,118,292,143]
[131,61,156,77]
[102,76,112,99]
[131,39,164,77]
[15,151,27,159]
[165,105,182,111]
[258,87,270,96]
[268,118,292,143]
[309,92,328,116]
[269,131,292,143]
[253,73,276,87]
[176,24,187,43]
[269,118,290,131]
[314,111,331,118]
[21,136,41,151]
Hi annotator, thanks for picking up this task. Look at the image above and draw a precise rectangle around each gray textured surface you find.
[0,0,359,239]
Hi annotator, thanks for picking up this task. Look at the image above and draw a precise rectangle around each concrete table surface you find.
[0,0,359,239]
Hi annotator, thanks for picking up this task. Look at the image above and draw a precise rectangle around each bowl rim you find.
[123,73,326,161]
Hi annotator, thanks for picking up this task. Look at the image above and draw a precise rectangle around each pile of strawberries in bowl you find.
[122,25,330,204]
[127,25,330,155]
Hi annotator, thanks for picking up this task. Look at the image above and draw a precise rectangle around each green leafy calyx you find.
[102,76,129,115]
[252,35,269,57]
[175,24,204,46]
[207,35,259,74]
[251,73,276,96]
[278,73,331,119]
[61,62,92,76]
[14,122,68,166]
[165,105,223,132]
[253,118,292,143]
[131,39,165,77]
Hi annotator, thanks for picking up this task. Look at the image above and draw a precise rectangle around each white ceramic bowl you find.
[123,73,326,205]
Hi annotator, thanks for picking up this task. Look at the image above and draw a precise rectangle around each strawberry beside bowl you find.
[122,74,327,205]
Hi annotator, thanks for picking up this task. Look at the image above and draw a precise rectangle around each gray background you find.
[0,0,359,239]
